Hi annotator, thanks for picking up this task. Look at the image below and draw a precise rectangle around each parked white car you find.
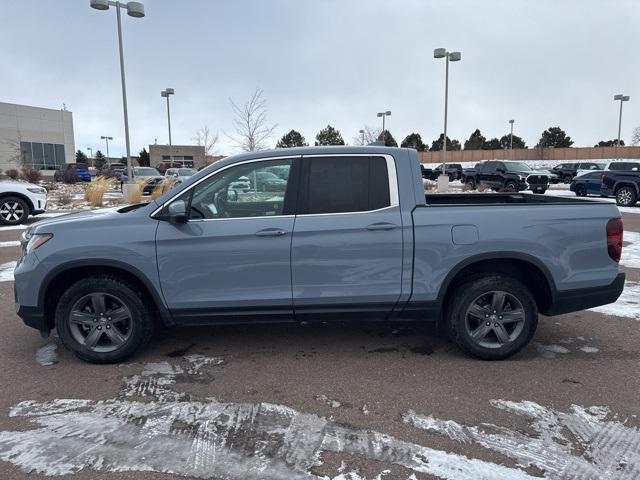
[165,167,197,184]
[0,180,47,225]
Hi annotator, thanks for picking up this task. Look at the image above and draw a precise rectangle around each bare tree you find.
[632,126,640,146]
[226,88,277,152]
[352,125,382,146]
[192,125,219,158]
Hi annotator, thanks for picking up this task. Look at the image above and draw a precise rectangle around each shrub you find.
[477,182,489,192]
[58,191,73,205]
[84,177,111,207]
[20,168,42,184]
[150,178,178,200]
[5,169,19,180]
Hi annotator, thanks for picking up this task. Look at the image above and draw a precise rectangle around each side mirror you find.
[166,200,188,224]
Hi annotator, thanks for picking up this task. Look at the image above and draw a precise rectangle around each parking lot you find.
[0,207,639,479]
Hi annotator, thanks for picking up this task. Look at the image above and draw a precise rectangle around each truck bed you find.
[424,192,602,206]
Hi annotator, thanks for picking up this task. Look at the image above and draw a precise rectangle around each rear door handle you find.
[366,222,398,231]
[255,228,287,237]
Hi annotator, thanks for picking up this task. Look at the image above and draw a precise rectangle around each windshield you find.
[134,167,159,176]
[504,162,533,172]
[178,168,196,176]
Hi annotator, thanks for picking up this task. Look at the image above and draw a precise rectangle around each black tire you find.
[0,196,30,225]
[446,274,538,360]
[533,189,547,195]
[575,185,587,197]
[616,186,637,207]
[505,180,518,191]
[55,276,155,364]
[563,175,572,184]
[466,178,476,190]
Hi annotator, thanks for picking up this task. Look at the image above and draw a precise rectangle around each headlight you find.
[27,187,47,194]
[20,232,53,255]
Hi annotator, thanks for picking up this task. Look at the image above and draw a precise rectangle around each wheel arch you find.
[438,253,556,315]
[613,181,639,194]
[0,192,34,213]
[41,260,173,330]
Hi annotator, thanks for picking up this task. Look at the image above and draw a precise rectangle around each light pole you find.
[359,129,365,146]
[101,136,113,168]
[376,111,391,143]
[614,94,630,161]
[90,0,145,200]
[161,88,175,161]
[509,119,515,153]
[434,48,461,192]
[86,147,93,166]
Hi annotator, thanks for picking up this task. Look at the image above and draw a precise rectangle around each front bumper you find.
[544,272,625,316]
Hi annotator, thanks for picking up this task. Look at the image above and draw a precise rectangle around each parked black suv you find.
[462,161,549,193]
[421,163,463,181]
[551,162,605,184]
[601,170,640,206]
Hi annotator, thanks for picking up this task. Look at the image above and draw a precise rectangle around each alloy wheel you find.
[464,290,525,349]
[68,293,132,353]
[617,189,633,206]
[0,201,25,222]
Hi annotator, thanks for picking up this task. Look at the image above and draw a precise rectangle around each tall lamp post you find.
[509,119,515,153]
[100,136,113,167]
[614,94,630,161]
[90,0,145,200]
[161,88,175,161]
[359,129,365,145]
[86,147,93,166]
[376,111,391,143]
[434,47,461,192]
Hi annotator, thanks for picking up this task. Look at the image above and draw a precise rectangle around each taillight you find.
[606,218,623,262]
[601,174,607,186]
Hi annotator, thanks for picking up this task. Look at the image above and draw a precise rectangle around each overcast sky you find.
[2,0,639,157]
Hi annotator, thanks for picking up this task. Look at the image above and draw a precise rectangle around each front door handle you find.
[255,228,287,237]
[366,222,398,231]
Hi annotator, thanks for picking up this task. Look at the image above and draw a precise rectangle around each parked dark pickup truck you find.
[462,160,550,193]
[15,147,624,363]
[422,163,463,181]
[601,170,640,206]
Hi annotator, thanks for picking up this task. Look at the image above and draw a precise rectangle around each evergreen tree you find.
[463,129,487,150]
[314,125,345,146]
[499,134,527,149]
[400,133,426,151]
[138,148,150,166]
[94,150,106,171]
[483,137,502,150]
[75,150,89,165]
[276,130,308,148]
[430,134,461,151]
[377,130,398,147]
[537,127,574,148]
[594,139,624,147]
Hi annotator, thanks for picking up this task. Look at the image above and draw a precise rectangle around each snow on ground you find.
[622,231,640,268]
[1,356,638,479]
[0,241,20,248]
[590,281,640,320]
[0,261,16,282]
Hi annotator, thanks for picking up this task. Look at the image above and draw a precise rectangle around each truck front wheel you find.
[55,276,155,364]
[615,186,637,207]
[466,178,476,190]
[446,274,538,360]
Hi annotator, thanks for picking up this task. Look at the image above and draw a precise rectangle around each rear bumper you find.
[544,272,625,316]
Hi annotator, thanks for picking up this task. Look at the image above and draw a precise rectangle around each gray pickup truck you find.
[15,147,625,363]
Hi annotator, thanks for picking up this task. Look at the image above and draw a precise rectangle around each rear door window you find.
[302,156,391,214]
[609,162,640,171]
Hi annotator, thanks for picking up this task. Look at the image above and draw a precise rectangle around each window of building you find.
[20,141,65,170]
[304,156,390,214]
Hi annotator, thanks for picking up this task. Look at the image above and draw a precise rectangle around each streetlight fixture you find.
[86,147,93,166]
[613,94,630,161]
[376,111,391,143]
[161,88,175,161]
[434,47,461,192]
[101,136,113,168]
[359,129,365,145]
[509,119,515,153]
[90,0,145,200]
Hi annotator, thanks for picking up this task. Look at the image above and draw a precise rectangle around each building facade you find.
[0,102,75,172]
[148,144,206,169]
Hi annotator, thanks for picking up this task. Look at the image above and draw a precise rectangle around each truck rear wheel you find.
[466,178,476,190]
[616,186,637,207]
[446,274,538,360]
[505,180,518,191]
[55,276,154,364]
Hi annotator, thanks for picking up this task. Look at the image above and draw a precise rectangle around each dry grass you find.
[150,178,178,200]
[477,182,489,192]
[128,180,147,204]
[84,177,111,207]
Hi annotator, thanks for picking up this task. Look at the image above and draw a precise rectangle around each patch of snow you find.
[535,343,570,359]
[35,344,58,366]
[580,346,599,353]
[619,206,640,215]
[0,224,28,231]
[315,394,342,408]
[621,231,640,268]
[183,354,223,374]
[590,281,640,320]
[0,261,16,282]
[362,404,370,416]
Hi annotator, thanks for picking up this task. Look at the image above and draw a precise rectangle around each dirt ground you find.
[0,211,639,479]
